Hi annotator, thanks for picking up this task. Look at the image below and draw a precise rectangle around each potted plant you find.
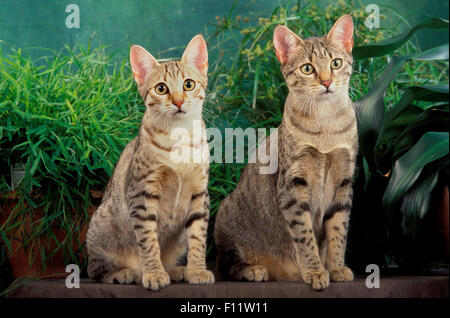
[350,18,449,272]
[0,43,141,278]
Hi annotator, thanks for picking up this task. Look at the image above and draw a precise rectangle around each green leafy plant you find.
[0,43,142,274]
[352,18,449,270]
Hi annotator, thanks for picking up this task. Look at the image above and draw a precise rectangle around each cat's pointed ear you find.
[327,15,354,53]
[182,34,208,77]
[130,45,160,86]
[273,25,303,64]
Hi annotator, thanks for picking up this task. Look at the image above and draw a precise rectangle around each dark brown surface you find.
[5,275,449,298]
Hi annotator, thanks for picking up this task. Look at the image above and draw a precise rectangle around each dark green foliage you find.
[350,18,449,271]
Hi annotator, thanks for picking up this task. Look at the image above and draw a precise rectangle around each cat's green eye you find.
[300,64,314,75]
[183,79,196,91]
[331,58,343,70]
[155,83,169,95]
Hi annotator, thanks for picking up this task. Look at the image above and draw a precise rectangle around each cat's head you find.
[130,35,208,121]
[273,15,353,100]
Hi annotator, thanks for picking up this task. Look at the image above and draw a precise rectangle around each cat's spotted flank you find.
[86,35,214,291]
[214,15,357,290]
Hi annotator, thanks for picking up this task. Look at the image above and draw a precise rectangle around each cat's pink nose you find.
[320,80,332,88]
[172,99,184,108]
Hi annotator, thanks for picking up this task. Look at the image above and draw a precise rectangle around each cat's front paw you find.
[329,266,353,282]
[184,268,215,285]
[142,270,170,291]
[302,268,330,290]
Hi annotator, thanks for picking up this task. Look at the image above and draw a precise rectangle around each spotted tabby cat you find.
[86,35,214,291]
[214,15,357,290]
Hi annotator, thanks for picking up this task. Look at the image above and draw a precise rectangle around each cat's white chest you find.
[301,127,356,154]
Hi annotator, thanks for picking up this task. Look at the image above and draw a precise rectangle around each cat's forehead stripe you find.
[174,61,185,78]
[160,61,187,81]
[163,63,168,81]
[306,38,332,61]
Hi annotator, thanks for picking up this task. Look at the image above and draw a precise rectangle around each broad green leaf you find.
[400,165,441,243]
[378,99,449,158]
[391,110,449,160]
[385,85,449,124]
[353,18,449,59]
[382,132,449,214]
[362,156,371,191]
[357,44,449,170]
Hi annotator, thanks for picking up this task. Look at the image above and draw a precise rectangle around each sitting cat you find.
[86,35,214,291]
[214,15,357,290]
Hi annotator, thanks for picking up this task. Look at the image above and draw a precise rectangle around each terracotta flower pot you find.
[0,191,97,278]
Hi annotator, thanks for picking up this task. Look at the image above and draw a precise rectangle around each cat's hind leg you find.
[87,255,118,282]
[102,268,141,284]
[230,255,301,282]
[239,265,269,282]
[87,253,142,285]
[216,248,270,282]
[168,266,186,282]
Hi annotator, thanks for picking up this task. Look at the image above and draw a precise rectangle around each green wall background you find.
[0,0,273,58]
[0,0,448,58]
